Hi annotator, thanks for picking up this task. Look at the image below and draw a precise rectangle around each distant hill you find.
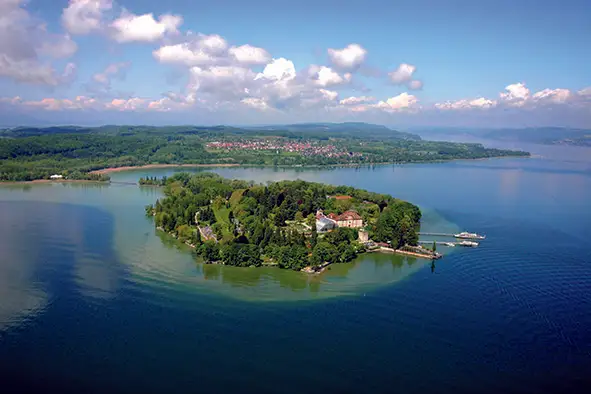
[249,122,421,140]
[1,126,88,137]
[406,127,591,147]
[1,123,422,141]
[479,128,591,146]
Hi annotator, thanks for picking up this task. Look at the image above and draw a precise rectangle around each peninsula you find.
[0,123,529,182]
[144,172,435,272]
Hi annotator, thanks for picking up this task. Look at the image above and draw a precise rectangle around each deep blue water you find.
[1,141,590,393]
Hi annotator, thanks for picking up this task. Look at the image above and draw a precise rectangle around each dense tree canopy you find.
[146,173,422,270]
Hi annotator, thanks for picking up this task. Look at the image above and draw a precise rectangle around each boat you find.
[458,240,479,247]
[454,231,486,240]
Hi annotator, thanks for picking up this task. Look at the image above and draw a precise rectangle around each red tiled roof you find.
[332,195,352,200]
[336,210,362,221]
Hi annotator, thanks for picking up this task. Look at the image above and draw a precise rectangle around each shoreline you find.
[0,179,110,186]
[90,163,240,175]
[369,246,439,260]
[1,154,530,185]
[90,154,530,174]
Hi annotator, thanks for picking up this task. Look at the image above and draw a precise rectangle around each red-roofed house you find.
[316,209,364,230]
[335,210,363,228]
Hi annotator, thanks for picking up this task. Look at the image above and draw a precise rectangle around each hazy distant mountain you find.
[478,128,591,146]
[406,127,591,147]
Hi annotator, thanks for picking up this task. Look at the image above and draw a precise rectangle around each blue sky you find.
[0,0,589,127]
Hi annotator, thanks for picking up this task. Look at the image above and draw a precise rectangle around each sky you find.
[0,0,590,128]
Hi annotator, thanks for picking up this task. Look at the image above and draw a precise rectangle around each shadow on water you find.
[0,201,124,333]
[149,228,431,300]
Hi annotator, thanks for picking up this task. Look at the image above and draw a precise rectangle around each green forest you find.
[144,173,421,271]
[0,124,530,181]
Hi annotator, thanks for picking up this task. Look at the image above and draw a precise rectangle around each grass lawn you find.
[229,189,245,207]
[213,206,233,241]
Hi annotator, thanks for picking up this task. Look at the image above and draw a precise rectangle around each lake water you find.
[1,141,590,393]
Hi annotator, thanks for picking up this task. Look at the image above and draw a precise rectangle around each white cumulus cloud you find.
[153,34,229,66]
[389,63,422,90]
[241,97,271,111]
[327,43,367,71]
[436,97,497,110]
[433,83,588,112]
[229,45,271,65]
[107,97,147,110]
[372,93,418,112]
[319,89,338,101]
[22,96,100,111]
[1,0,78,85]
[110,12,182,42]
[308,65,349,87]
[500,82,530,107]
[255,58,296,81]
[532,88,571,104]
[389,63,415,84]
[62,0,113,35]
[339,96,375,105]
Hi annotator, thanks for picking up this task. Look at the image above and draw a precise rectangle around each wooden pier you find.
[418,241,456,246]
[417,232,455,237]
[418,240,478,248]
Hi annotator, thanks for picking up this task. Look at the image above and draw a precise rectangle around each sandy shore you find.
[374,247,439,260]
[90,163,240,175]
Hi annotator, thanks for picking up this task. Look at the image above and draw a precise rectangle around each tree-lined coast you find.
[144,172,424,271]
[0,123,529,182]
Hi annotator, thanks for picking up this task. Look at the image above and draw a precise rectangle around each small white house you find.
[50,174,64,180]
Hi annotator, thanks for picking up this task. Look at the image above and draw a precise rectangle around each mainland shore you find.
[89,155,530,175]
[90,163,240,174]
[0,179,109,186]
[2,154,530,185]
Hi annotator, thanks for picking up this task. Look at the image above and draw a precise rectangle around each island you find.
[144,172,437,272]
[0,123,530,182]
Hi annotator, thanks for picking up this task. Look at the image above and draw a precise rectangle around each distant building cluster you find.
[315,209,364,232]
[206,139,362,158]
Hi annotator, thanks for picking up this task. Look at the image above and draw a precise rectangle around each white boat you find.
[454,231,486,240]
[458,241,479,247]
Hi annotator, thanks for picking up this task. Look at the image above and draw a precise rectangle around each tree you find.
[200,241,220,263]
[220,243,261,267]
[277,245,308,270]
[432,241,437,253]
[306,213,316,228]
[324,227,356,245]
[311,242,337,266]
[295,211,304,222]
[310,226,318,249]
[189,229,202,246]
[338,242,357,263]
[145,204,154,216]
[176,225,193,242]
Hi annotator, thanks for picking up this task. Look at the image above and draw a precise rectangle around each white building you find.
[50,174,64,180]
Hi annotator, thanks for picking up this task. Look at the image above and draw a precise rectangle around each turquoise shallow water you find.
[1,142,590,393]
